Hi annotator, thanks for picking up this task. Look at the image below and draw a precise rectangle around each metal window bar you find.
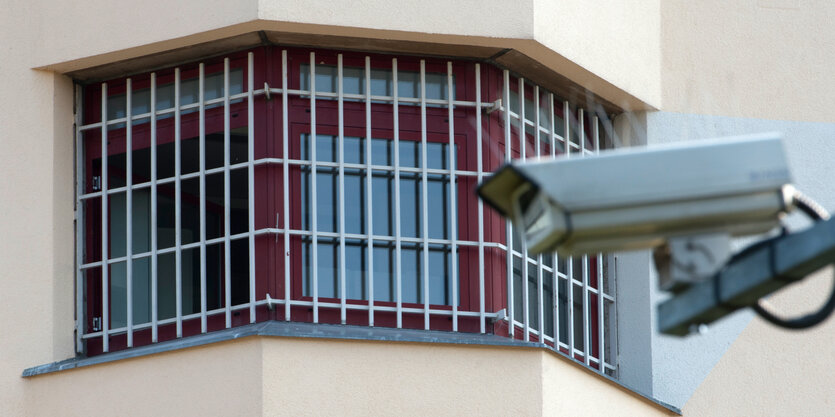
[175,68,183,338]
[594,114,605,369]
[564,100,574,360]
[502,70,514,340]
[309,52,319,324]
[420,60,430,330]
[393,58,403,329]
[475,63,486,334]
[199,64,208,333]
[223,60,232,328]
[518,77,530,342]
[365,56,375,327]
[549,93,560,349]
[74,85,84,354]
[150,73,159,344]
[534,86,544,344]
[338,54,347,324]
[282,50,291,322]
[447,61,459,332]
[100,83,110,353]
[126,79,134,347]
[248,52,257,323]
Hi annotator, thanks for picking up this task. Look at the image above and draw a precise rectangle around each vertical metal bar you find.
[502,70,513,339]
[447,61,458,332]
[338,54,347,324]
[579,108,590,366]
[282,50,291,322]
[75,85,84,354]
[100,83,110,353]
[199,64,207,333]
[247,52,256,323]
[594,115,605,370]
[365,56,375,327]
[150,73,159,343]
[534,86,544,343]
[518,78,529,342]
[475,63,486,334]
[126,78,134,347]
[420,60,430,330]
[309,52,319,324]
[565,101,574,359]
[549,93,559,346]
[223,59,232,328]
[393,58,403,329]
[174,68,183,338]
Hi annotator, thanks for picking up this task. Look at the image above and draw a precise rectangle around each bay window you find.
[76,45,616,375]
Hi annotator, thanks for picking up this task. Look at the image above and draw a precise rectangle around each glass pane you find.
[427,142,447,170]
[302,238,338,299]
[346,240,366,300]
[230,168,249,235]
[343,67,363,95]
[345,169,365,235]
[132,189,152,254]
[557,276,569,345]
[543,270,555,338]
[157,252,176,320]
[107,133,127,188]
[109,192,127,258]
[397,70,419,99]
[230,126,249,164]
[181,136,199,175]
[181,178,200,245]
[371,138,392,165]
[156,184,176,249]
[181,247,200,315]
[573,284,585,352]
[110,261,127,329]
[300,134,337,163]
[399,174,421,238]
[204,68,245,101]
[205,173,225,240]
[230,237,250,306]
[344,136,364,164]
[428,246,449,305]
[427,175,448,239]
[372,171,393,236]
[399,140,420,168]
[205,133,225,170]
[317,168,338,232]
[206,243,224,310]
[133,257,152,325]
[401,245,421,303]
[372,244,394,302]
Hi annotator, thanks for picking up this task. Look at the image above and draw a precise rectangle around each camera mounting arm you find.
[658,217,835,336]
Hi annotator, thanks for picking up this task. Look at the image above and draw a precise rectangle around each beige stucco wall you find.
[21,337,674,416]
[683,268,835,417]
[661,0,835,122]
[31,0,660,110]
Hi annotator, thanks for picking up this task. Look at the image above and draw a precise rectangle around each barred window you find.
[77,46,616,376]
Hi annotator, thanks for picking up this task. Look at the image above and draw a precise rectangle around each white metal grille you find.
[76,47,616,375]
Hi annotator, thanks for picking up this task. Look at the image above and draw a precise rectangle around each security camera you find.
[478,133,794,289]
[478,133,835,336]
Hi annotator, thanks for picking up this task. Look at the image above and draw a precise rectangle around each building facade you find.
[2,1,834,416]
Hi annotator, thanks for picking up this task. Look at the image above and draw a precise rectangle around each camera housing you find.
[477,133,794,256]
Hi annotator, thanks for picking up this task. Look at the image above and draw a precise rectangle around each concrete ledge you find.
[22,320,680,414]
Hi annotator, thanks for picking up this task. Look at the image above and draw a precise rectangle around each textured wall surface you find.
[624,111,835,408]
